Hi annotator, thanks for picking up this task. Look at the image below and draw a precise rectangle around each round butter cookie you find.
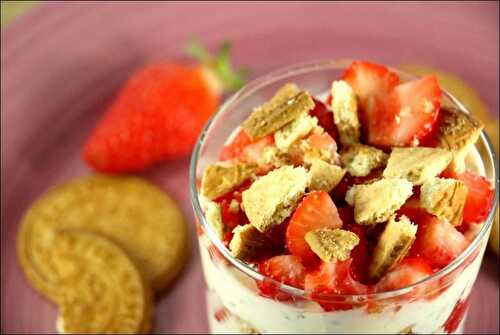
[17,175,189,298]
[49,231,152,333]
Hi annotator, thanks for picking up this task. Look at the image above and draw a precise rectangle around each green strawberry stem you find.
[185,39,249,92]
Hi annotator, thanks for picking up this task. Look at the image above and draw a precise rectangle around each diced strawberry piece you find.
[220,201,243,231]
[286,191,343,264]
[241,135,274,164]
[219,128,253,161]
[214,307,230,323]
[309,98,339,143]
[305,259,371,311]
[420,108,447,148]
[342,61,400,102]
[264,219,290,248]
[375,257,433,293]
[307,132,338,158]
[338,207,377,284]
[338,206,355,226]
[443,295,471,334]
[219,128,275,169]
[414,216,470,268]
[442,170,494,224]
[345,222,371,284]
[214,180,252,245]
[366,75,442,148]
[380,75,441,146]
[343,62,441,148]
[257,255,306,300]
[342,61,400,143]
[397,196,430,225]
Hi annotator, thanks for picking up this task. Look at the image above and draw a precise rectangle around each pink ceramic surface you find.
[1,2,498,333]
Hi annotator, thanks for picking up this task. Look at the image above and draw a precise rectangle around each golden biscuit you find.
[51,232,152,333]
[18,175,188,296]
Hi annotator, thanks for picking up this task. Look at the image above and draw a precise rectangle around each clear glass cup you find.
[189,60,499,334]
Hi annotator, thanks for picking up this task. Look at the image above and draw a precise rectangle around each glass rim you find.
[189,59,500,300]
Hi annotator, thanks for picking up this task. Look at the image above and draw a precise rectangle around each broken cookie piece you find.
[229,224,274,261]
[383,147,453,185]
[202,200,224,239]
[274,113,318,150]
[242,166,308,232]
[331,80,360,146]
[369,215,417,279]
[340,144,388,177]
[437,108,484,173]
[201,162,256,200]
[420,177,468,226]
[242,84,314,139]
[261,146,293,169]
[305,228,360,262]
[345,178,413,225]
[308,158,346,192]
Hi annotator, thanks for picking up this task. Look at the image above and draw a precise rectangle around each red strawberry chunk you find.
[442,170,494,224]
[345,222,371,284]
[415,216,470,268]
[286,191,343,264]
[214,180,252,245]
[337,206,355,226]
[264,219,290,247]
[364,75,441,148]
[309,98,339,143]
[241,135,274,164]
[397,196,431,225]
[342,61,400,143]
[219,128,253,161]
[305,259,371,311]
[214,307,230,323]
[257,255,306,300]
[342,61,400,102]
[219,128,275,169]
[375,257,433,293]
[307,132,338,159]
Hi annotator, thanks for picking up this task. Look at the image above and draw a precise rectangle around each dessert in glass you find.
[189,60,498,334]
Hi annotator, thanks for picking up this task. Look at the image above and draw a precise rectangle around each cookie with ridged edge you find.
[420,177,468,226]
[383,147,452,186]
[242,84,314,139]
[369,215,417,279]
[305,228,359,262]
[201,162,256,200]
[51,231,152,334]
[229,224,277,261]
[437,108,483,172]
[17,175,188,296]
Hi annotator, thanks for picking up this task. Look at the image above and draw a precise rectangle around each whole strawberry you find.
[83,41,247,172]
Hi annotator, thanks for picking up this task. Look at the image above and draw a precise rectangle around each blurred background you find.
[1,1,498,333]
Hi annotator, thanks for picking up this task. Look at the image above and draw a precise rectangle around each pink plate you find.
[1,2,498,333]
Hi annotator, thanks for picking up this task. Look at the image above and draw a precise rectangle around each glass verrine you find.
[189,60,499,334]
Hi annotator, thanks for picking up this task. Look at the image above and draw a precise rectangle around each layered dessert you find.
[194,61,496,334]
